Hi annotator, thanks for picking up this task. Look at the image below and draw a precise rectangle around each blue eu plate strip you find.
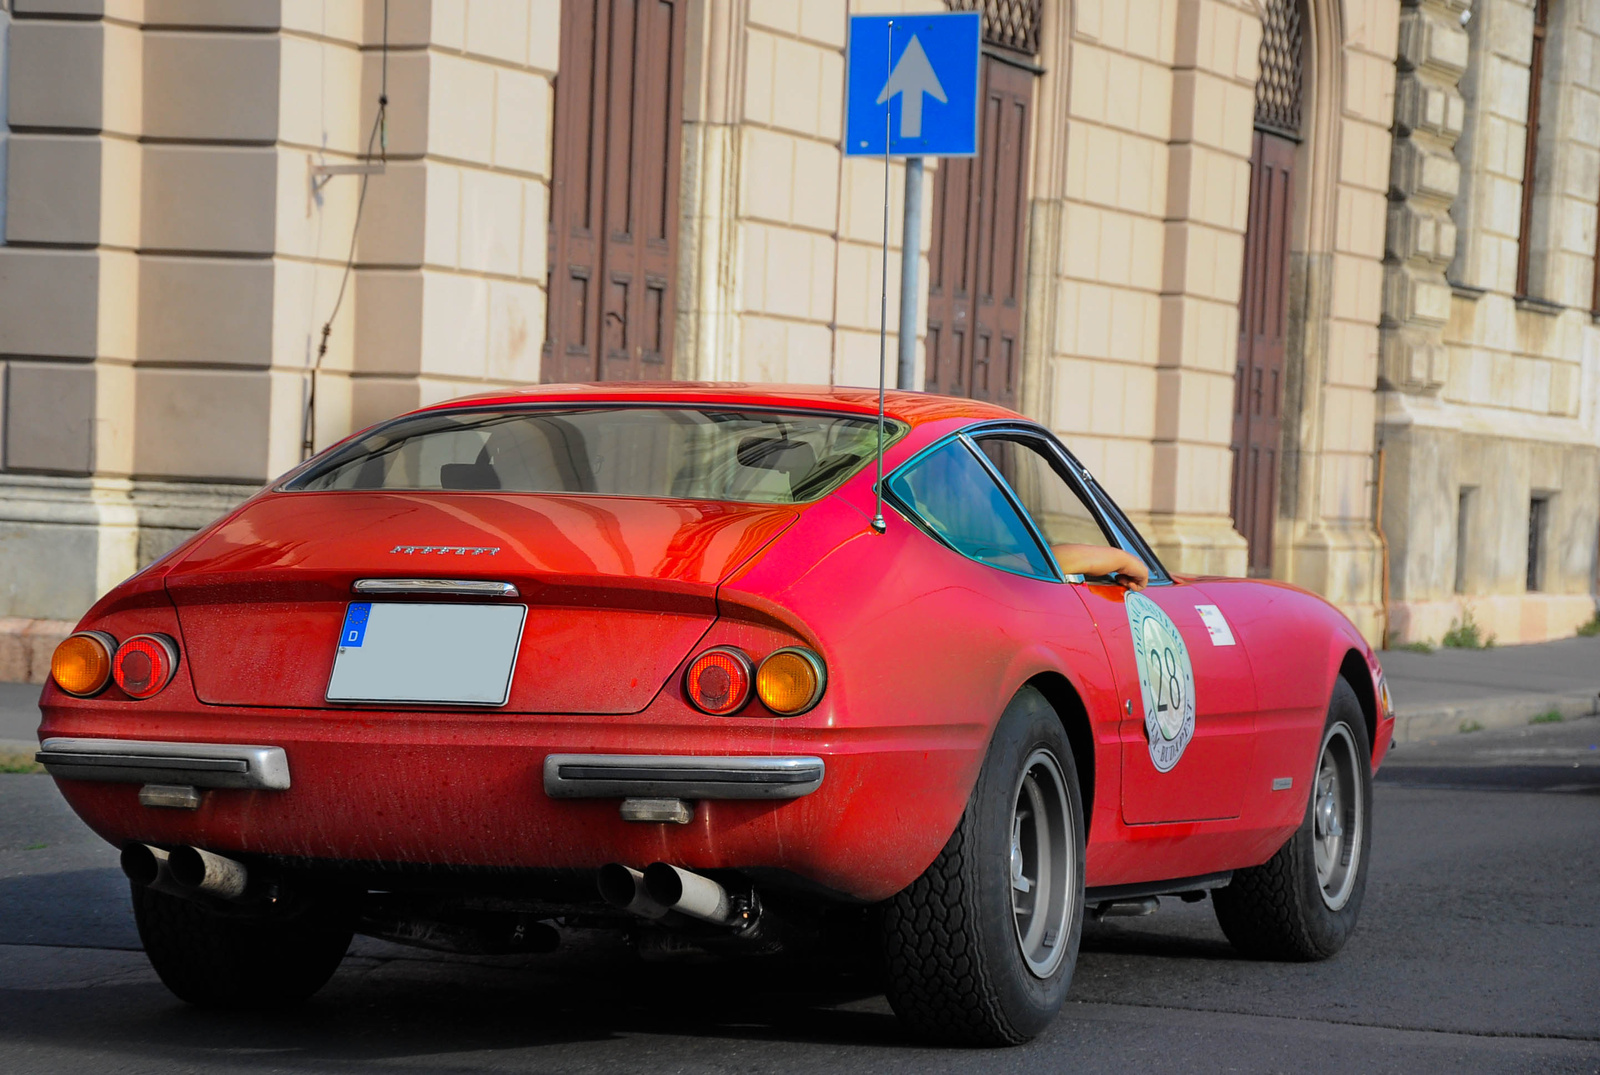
[341,602,372,648]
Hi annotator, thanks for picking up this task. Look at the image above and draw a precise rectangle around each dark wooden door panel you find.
[546,0,685,383]
[925,56,1032,409]
[1230,130,1295,575]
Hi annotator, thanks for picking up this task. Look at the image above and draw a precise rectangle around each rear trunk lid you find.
[165,492,796,711]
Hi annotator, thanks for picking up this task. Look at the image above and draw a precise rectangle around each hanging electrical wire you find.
[302,0,390,461]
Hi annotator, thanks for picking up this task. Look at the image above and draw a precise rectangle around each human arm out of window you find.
[1050,543,1148,592]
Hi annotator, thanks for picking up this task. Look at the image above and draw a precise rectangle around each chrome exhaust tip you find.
[120,843,187,899]
[597,863,674,920]
[167,846,249,901]
[641,862,739,926]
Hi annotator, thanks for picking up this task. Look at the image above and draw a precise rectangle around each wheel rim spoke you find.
[1009,750,1077,979]
[1311,724,1363,911]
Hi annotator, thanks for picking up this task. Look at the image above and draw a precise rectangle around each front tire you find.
[880,687,1085,1045]
[1213,677,1373,960]
[132,883,353,1008]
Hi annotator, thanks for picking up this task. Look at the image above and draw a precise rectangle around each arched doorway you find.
[1231,0,1304,575]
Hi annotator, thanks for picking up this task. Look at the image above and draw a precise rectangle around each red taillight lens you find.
[112,634,178,699]
[684,646,753,715]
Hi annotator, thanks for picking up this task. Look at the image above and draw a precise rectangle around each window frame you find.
[1516,0,1551,301]
[884,420,1172,587]
[277,401,911,505]
[883,432,1064,584]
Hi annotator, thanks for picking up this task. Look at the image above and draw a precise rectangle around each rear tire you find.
[132,883,353,1008]
[879,687,1085,1046]
[1213,678,1372,960]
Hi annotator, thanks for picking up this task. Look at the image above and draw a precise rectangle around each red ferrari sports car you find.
[38,383,1391,1045]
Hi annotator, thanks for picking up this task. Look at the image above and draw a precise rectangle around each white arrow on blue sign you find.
[844,12,980,158]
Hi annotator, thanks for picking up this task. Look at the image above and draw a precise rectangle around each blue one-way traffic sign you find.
[844,12,980,158]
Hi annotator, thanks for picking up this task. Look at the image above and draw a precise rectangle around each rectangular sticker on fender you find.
[1194,604,1236,646]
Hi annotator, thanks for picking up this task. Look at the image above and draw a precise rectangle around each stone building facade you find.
[0,0,1592,663]
[1379,0,1600,645]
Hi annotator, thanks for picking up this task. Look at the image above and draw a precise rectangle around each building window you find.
[1527,495,1550,592]
[1454,487,1475,594]
[1516,0,1551,299]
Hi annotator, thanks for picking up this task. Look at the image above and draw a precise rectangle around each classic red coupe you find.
[38,384,1391,1045]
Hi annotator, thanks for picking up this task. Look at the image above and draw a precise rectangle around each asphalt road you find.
[0,718,1596,1073]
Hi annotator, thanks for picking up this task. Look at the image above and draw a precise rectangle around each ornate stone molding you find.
[1381,0,1471,395]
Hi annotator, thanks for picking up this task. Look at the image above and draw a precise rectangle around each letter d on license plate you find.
[326,602,526,705]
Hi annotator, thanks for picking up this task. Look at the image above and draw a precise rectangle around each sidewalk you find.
[1381,635,1600,743]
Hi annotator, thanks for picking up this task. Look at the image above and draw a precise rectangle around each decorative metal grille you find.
[1254,0,1303,137]
[944,0,1042,56]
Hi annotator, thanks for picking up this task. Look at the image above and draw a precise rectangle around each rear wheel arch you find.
[1336,650,1377,757]
[1023,673,1095,832]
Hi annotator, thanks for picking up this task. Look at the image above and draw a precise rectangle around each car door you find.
[970,430,1258,824]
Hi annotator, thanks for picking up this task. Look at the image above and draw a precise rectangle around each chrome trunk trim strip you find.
[352,579,520,597]
[543,754,825,800]
[36,737,291,790]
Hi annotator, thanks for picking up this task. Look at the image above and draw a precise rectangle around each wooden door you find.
[1230,130,1295,575]
[924,56,1032,409]
[544,0,686,382]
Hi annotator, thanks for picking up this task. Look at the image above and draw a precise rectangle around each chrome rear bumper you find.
[543,754,824,800]
[36,737,291,790]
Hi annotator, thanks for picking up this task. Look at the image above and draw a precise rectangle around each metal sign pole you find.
[897,156,923,391]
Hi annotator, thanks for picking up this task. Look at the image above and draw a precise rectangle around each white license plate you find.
[326,602,527,705]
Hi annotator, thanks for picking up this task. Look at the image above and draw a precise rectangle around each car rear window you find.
[287,406,906,505]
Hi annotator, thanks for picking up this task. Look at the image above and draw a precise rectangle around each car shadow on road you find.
[0,951,923,1064]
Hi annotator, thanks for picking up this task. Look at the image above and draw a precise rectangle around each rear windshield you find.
[287,406,906,505]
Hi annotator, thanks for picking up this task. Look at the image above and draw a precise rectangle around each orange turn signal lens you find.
[51,632,115,697]
[112,634,178,700]
[684,646,753,715]
[755,648,826,716]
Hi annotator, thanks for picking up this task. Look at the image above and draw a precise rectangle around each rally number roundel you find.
[1125,592,1196,773]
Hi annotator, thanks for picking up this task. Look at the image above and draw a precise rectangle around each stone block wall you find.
[0,0,1418,655]
[0,0,557,634]
[1381,0,1600,645]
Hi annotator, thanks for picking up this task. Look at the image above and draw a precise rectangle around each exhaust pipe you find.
[120,844,188,899]
[641,862,741,926]
[597,863,673,920]
[167,846,249,901]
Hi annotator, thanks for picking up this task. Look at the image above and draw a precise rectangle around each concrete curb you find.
[1392,689,1600,744]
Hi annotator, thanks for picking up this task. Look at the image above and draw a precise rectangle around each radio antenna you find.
[871,20,893,535]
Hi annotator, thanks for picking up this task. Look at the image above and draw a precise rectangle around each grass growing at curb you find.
[1442,608,1495,650]
[0,752,43,774]
[1578,613,1600,637]
[1531,711,1565,724]
[1393,640,1434,653]
[1458,719,1485,734]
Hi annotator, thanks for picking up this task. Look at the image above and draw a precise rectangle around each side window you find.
[887,439,1057,581]
[974,433,1168,583]
[975,436,1115,547]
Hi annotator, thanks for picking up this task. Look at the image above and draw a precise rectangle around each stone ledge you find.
[0,618,79,684]
[1393,689,1600,744]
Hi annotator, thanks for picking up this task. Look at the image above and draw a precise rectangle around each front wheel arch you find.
[1336,650,1378,757]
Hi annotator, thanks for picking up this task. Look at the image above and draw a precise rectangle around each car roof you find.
[413,382,1025,429]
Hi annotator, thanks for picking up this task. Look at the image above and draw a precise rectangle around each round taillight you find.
[112,634,178,700]
[684,647,753,715]
[756,648,826,716]
[51,632,116,697]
